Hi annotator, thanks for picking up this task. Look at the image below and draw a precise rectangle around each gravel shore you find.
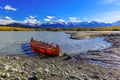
[0,31,120,80]
[0,54,120,80]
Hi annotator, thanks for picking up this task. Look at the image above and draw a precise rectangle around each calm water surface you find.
[0,31,111,55]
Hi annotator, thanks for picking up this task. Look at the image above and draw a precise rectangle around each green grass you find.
[0,26,120,31]
[0,26,35,31]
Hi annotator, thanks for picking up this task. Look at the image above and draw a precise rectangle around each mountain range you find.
[1,20,120,28]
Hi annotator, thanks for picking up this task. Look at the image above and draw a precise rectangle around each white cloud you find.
[83,17,87,21]
[0,16,17,25]
[0,16,41,26]
[99,0,119,5]
[69,17,77,20]
[43,16,55,22]
[58,19,65,23]
[5,16,12,20]
[69,17,80,22]
[47,16,55,19]
[23,16,41,26]
[92,11,120,23]
[44,18,51,22]
[0,19,14,25]
[29,16,37,19]
[94,16,120,23]
[4,5,17,11]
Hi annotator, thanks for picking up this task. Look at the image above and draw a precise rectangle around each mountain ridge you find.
[1,20,120,28]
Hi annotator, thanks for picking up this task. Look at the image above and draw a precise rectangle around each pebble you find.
[28,76,38,80]
[83,78,89,80]
[52,60,55,63]
[62,56,73,60]
[32,71,37,76]
[57,67,62,70]
[37,67,42,73]
[69,75,81,80]
[14,77,20,80]
[4,64,10,70]
[7,56,10,59]
[43,68,49,73]
[14,78,20,80]
[77,66,82,70]
[64,71,69,76]
[91,74,99,78]
[51,73,57,76]
[69,75,76,79]
[7,68,18,72]
[51,64,55,67]
[13,56,20,60]
[22,78,28,80]
[12,68,18,72]
[6,73,10,77]
[1,73,10,78]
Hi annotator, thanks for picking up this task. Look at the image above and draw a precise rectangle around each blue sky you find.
[0,0,120,25]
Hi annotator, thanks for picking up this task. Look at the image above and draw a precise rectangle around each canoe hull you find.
[30,38,60,57]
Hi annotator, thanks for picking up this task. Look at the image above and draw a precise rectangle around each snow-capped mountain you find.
[2,21,114,28]
[112,20,120,26]
[40,21,112,28]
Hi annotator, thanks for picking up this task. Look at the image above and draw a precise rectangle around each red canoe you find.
[30,38,60,57]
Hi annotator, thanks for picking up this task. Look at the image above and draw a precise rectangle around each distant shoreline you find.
[1,26,120,31]
[67,31,120,39]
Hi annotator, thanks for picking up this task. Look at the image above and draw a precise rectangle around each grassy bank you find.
[0,26,35,31]
[1,26,120,31]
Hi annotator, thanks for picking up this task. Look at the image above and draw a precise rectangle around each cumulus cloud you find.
[69,17,80,22]
[0,16,17,25]
[23,16,41,26]
[29,16,37,19]
[47,16,55,19]
[0,19,14,25]
[0,16,41,26]
[44,18,51,22]
[4,5,17,11]
[58,19,65,23]
[44,16,55,22]
[69,17,77,20]
[5,16,12,20]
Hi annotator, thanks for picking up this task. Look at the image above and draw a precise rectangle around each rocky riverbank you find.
[0,31,120,80]
[71,32,120,69]
[0,54,120,80]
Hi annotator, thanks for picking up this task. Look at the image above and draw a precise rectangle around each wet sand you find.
[0,31,120,80]
[69,31,120,69]
[67,31,120,39]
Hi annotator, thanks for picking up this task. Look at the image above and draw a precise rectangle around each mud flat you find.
[67,31,120,39]
[0,31,120,80]
[70,31,120,69]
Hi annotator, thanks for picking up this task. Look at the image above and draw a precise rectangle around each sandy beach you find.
[0,31,120,80]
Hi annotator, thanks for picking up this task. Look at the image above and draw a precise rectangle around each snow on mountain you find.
[1,20,113,28]
[112,20,120,26]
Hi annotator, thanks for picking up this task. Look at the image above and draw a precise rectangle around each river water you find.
[0,31,111,55]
